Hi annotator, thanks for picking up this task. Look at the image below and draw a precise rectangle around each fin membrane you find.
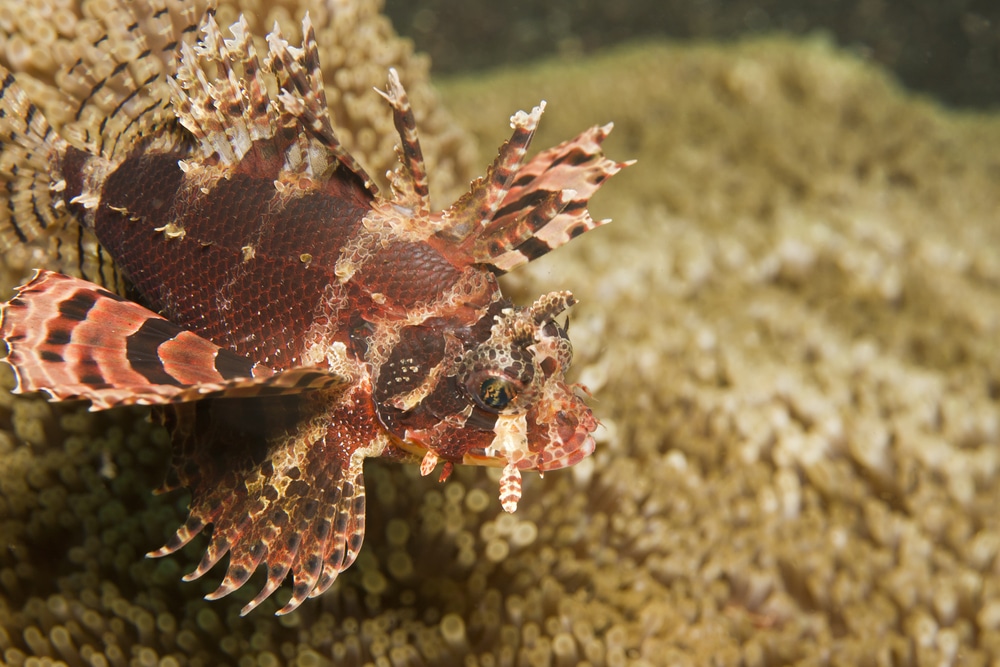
[169,12,376,191]
[1,270,348,409]
[151,390,381,616]
[437,112,632,273]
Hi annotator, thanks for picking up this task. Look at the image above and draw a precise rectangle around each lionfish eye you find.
[478,377,517,411]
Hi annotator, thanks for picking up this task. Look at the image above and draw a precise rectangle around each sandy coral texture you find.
[2,1,1000,666]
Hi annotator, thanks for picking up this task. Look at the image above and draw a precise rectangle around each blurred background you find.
[386,0,1000,109]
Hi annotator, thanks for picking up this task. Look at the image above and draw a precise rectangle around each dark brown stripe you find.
[126,318,183,387]
[492,189,553,222]
[547,147,592,169]
[45,327,72,347]
[95,287,127,302]
[295,371,322,387]
[4,180,27,243]
[107,98,162,158]
[214,348,255,380]
[78,355,111,389]
[31,188,48,230]
[58,290,98,322]
[256,385,292,397]
[513,237,550,262]
[0,72,16,96]
[511,173,535,188]
[81,78,107,112]
[79,373,108,387]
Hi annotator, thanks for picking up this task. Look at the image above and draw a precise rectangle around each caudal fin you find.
[55,0,211,160]
[0,67,123,289]
[0,70,69,251]
[0,1,210,290]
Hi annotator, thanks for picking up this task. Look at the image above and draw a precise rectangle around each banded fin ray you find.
[0,69,70,251]
[150,390,384,616]
[431,107,631,273]
[171,13,376,192]
[0,271,349,410]
[376,68,431,216]
[480,123,633,273]
[56,0,211,159]
[0,67,122,290]
[267,14,376,190]
[433,104,544,250]
[0,1,208,288]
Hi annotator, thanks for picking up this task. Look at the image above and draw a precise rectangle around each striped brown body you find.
[0,3,629,615]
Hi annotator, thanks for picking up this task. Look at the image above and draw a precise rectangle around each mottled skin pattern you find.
[0,4,629,615]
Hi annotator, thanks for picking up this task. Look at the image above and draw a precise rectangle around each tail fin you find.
[0,70,69,251]
[0,0,211,289]
[55,0,212,160]
[0,67,122,289]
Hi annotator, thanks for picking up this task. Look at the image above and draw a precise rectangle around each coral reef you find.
[1,2,1000,666]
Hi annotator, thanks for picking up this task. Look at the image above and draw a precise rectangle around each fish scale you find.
[0,2,631,616]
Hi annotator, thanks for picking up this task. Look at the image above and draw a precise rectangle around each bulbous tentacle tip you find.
[499,461,522,513]
[419,449,439,476]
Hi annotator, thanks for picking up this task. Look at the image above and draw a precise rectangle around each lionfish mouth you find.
[462,400,599,473]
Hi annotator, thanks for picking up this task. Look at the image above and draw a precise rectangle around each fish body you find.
[0,4,628,614]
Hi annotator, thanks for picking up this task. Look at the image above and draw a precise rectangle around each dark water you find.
[385,0,1000,110]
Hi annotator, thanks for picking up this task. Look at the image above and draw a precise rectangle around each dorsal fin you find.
[170,12,376,193]
[474,122,633,272]
[267,14,375,191]
[375,68,431,216]
[431,105,632,273]
[435,104,545,246]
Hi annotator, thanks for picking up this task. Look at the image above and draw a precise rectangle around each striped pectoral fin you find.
[150,394,386,616]
[0,270,349,409]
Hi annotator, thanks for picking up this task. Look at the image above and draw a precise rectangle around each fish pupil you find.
[479,377,515,410]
